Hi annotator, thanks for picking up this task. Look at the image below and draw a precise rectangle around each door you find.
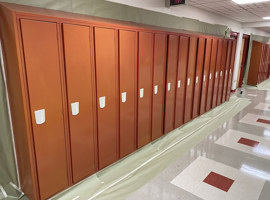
[200,38,212,115]
[152,33,167,140]
[119,30,137,158]
[164,35,179,134]
[20,19,69,199]
[184,37,198,123]
[62,24,97,183]
[192,37,206,119]
[226,40,237,101]
[175,36,189,127]
[138,32,154,148]
[222,40,232,103]
[94,27,119,169]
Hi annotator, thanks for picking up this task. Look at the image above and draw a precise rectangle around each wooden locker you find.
[212,39,223,109]
[119,30,137,158]
[164,35,179,133]
[94,27,119,169]
[226,40,237,101]
[20,19,69,199]
[222,40,232,103]
[152,33,167,140]
[200,38,212,115]
[217,40,228,106]
[62,24,97,183]
[192,37,206,119]
[138,32,154,148]
[184,37,198,123]
[175,36,189,127]
[206,39,218,112]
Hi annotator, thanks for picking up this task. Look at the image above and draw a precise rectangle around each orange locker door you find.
[94,27,119,169]
[212,39,223,109]
[138,32,154,148]
[175,36,189,127]
[206,38,218,112]
[222,40,232,103]
[63,24,97,183]
[226,40,237,101]
[200,38,212,115]
[164,35,179,134]
[152,33,167,140]
[184,37,198,123]
[192,37,206,119]
[119,30,137,158]
[20,19,69,199]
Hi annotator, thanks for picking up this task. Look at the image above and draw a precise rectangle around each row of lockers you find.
[0,3,236,200]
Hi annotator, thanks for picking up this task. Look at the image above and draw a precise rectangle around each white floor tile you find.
[239,113,270,129]
[254,103,270,111]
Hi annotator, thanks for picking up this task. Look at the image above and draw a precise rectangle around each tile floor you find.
[128,87,270,200]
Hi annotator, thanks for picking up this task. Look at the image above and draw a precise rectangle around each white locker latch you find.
[178,80,181,88]
[216,72,218,78]
[140,88,144,98]
[122,92,127,103]
[187,78,190,86]
[168,83,171,91]
[71,102,79,116]
[196,76,198,83]
[220,71,223,77]
[34,109,45,125]
[99,96,106,108]
[203,75,206,82]
[154,85,158,94]
[230,69,232,74]
[210,73,212,80]
[226,70,228,75]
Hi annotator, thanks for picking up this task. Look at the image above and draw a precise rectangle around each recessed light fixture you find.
[232,0,270,4]
[263,16,270,20]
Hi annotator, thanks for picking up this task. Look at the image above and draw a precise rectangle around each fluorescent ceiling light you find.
[263,16,270,20]
[232,0,270,4]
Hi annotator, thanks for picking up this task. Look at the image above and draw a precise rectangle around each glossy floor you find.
[128,87,270,200]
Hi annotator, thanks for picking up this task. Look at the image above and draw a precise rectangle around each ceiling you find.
[187,0,270,23]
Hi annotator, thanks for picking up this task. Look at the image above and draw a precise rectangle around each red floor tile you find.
[203,172,234,192]
[238,137,259,147]
[257,118,270,125]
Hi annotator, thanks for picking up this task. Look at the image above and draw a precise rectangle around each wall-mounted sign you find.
[170,0,185,6]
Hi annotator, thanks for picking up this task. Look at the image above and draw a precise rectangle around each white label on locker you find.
[154,85,158,94]
[34,109,45,125]
[168,83,171,91]
[220,71,222,76]
[203,75,206,82]
[122,92,127,103]
[99,96,106,108]
[140,88,144,98]
[216,72,218,78]
[187,78,190,86]
[210,73,212,80]
[178,80,181,88]
[196,76,198,83]
[71,102,79,116]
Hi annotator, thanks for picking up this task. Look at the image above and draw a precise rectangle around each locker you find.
[222,40,232,103]
[152,33,167,140]
[200,38,212,115]
[20,19,69,199]
[217,40,228,106]
[138,32,154,148]
[226,40,237,101]
[119,30,137,158]
[175,36,189,127]
[62,24,97,183]
[212,39,223,109]
[94,27,119,169]
[164,35,179,133]
[206,39,218,112]
[192,37,206,119]
[184,37,198,123]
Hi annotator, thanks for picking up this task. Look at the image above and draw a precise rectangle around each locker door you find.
[94,27,119,169]
[206,39,218,112]
[212,39,223,109]
[138,32,154,148]
[175,36,189,128]
[192,37,206,119]
[226,40,237,101]
[217,40,228,106]
[184,37,198,123]
[164,35,179,134]
[200,38,212,115]
[20,19,68,199]
[119,30,137,158]
[222,40,232,103]
[152,33,167,140]
[63,24,97,183]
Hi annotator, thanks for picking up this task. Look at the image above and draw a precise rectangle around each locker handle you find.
[168,82,171,91]
[196,76,198,84]
[187,78,190,86]
[203,75,206,82]
[230,69,232,74]
[220,71,223,77]
[34,109,45,125]
[154,85,158,94]
[210,73,212,80]
[71,102,79,116]
[99,96,106,108]
[216,72,218,78]
[121,92,127,103]
[140,88,144,98]
[226,70,228,75]
[178,80,181,88]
